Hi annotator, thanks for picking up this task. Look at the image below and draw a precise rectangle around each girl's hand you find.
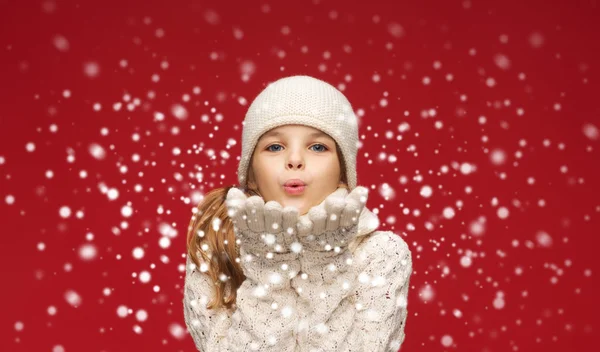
[225,187,303,289]
[225,187,301,256]
[296,186,369,252]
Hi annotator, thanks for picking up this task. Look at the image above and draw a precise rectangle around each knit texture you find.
[183,186,412,351]
[237,75,359,190]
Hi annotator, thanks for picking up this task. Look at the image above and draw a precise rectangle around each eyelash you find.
[266,143,329,153]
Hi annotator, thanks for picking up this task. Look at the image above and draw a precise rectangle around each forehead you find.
[260,125,331,139]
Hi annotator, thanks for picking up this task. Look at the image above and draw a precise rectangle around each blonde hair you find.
[186,145,348,310]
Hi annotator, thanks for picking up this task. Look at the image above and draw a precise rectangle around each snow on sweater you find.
[183,187,412,351]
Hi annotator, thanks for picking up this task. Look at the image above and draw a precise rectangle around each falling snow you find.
[78,243,98,261]
[2,1,599,351]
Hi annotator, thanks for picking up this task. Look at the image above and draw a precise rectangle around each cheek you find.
[316,156,341,175]
[252,158,276,179]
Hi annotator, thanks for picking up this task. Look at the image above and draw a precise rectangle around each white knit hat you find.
[237,75,359,190]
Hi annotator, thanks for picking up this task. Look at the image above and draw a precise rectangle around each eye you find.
[310,144,329,152]
[266,144,283,152]
[265,143,329,153]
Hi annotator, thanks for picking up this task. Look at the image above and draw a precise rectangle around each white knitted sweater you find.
[183,187,412,351]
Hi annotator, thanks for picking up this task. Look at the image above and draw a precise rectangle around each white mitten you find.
[225,187,303,290]
[295,186,369,286]
[296,185,368,252]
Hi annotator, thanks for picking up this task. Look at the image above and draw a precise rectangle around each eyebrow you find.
[262,130,329,139]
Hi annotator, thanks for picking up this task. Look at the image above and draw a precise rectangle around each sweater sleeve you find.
[291,231,412,352]
[183,256,233,351]
[183,250,301,352]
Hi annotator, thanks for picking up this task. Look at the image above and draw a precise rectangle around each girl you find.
[183,75,412,351]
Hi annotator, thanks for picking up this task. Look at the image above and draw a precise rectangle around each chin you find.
[281,198,305,212]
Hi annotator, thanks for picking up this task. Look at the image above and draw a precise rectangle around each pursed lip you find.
[283,179,306,187]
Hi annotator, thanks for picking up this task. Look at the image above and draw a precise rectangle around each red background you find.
[1,0,599,351]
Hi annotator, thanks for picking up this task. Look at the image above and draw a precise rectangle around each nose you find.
[287,159,303,170]
[286,150,304,170]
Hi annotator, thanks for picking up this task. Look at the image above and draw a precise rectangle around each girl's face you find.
[248,124,342,216]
